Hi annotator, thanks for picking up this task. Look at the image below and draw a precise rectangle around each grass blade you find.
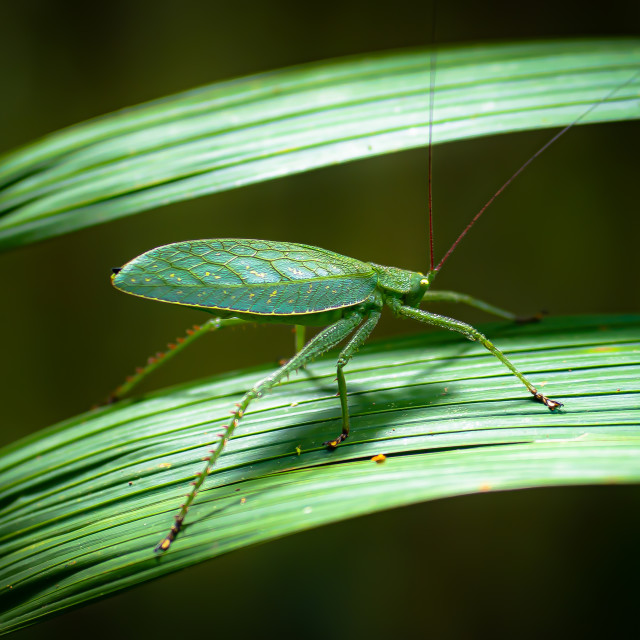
[1,314,639,633]
[0,39,638,250]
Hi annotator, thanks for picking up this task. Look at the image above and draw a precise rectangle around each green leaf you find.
[1,314,639,634]
[0,39,638,251]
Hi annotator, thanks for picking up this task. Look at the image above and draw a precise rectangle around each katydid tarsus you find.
[110,61,638,554]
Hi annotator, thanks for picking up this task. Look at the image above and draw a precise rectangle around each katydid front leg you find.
[394,303,563,410]
[422,290,543,324]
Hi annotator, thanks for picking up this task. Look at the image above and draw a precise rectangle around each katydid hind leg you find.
[394,303,563,410]
[325,311,382,448]
[155,311,364,552]
[106,317,246,404]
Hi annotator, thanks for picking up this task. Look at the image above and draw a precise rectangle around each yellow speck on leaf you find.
[371,454,386,464]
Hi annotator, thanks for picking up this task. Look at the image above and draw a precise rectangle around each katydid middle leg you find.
[325,310,382,448]
[294,325,306,353]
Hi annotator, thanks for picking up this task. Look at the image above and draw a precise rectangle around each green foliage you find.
[0,39,638,251]
[2,39,640,633]
[1,315,639,633]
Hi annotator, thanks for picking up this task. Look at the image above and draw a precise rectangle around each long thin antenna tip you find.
[426,6,437,274]
[436,68,640,272]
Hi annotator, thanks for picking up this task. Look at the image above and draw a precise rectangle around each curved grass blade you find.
[1,314,639,633]
[0,39,638,251]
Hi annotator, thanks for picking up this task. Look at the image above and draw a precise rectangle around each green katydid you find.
[112,240,560,554]
[110,67,638,554]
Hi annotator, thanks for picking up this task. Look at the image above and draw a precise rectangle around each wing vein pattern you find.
[113,239,378,315]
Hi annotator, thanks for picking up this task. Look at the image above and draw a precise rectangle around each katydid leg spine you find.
[105,317,246,404]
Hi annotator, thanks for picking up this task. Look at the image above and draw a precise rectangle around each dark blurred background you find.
[2,1,639,637]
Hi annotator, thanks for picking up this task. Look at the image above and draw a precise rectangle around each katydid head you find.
[412,271,436,306]
[411,270,435,306]
[420,270,437,288]
[368,264,431,307]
